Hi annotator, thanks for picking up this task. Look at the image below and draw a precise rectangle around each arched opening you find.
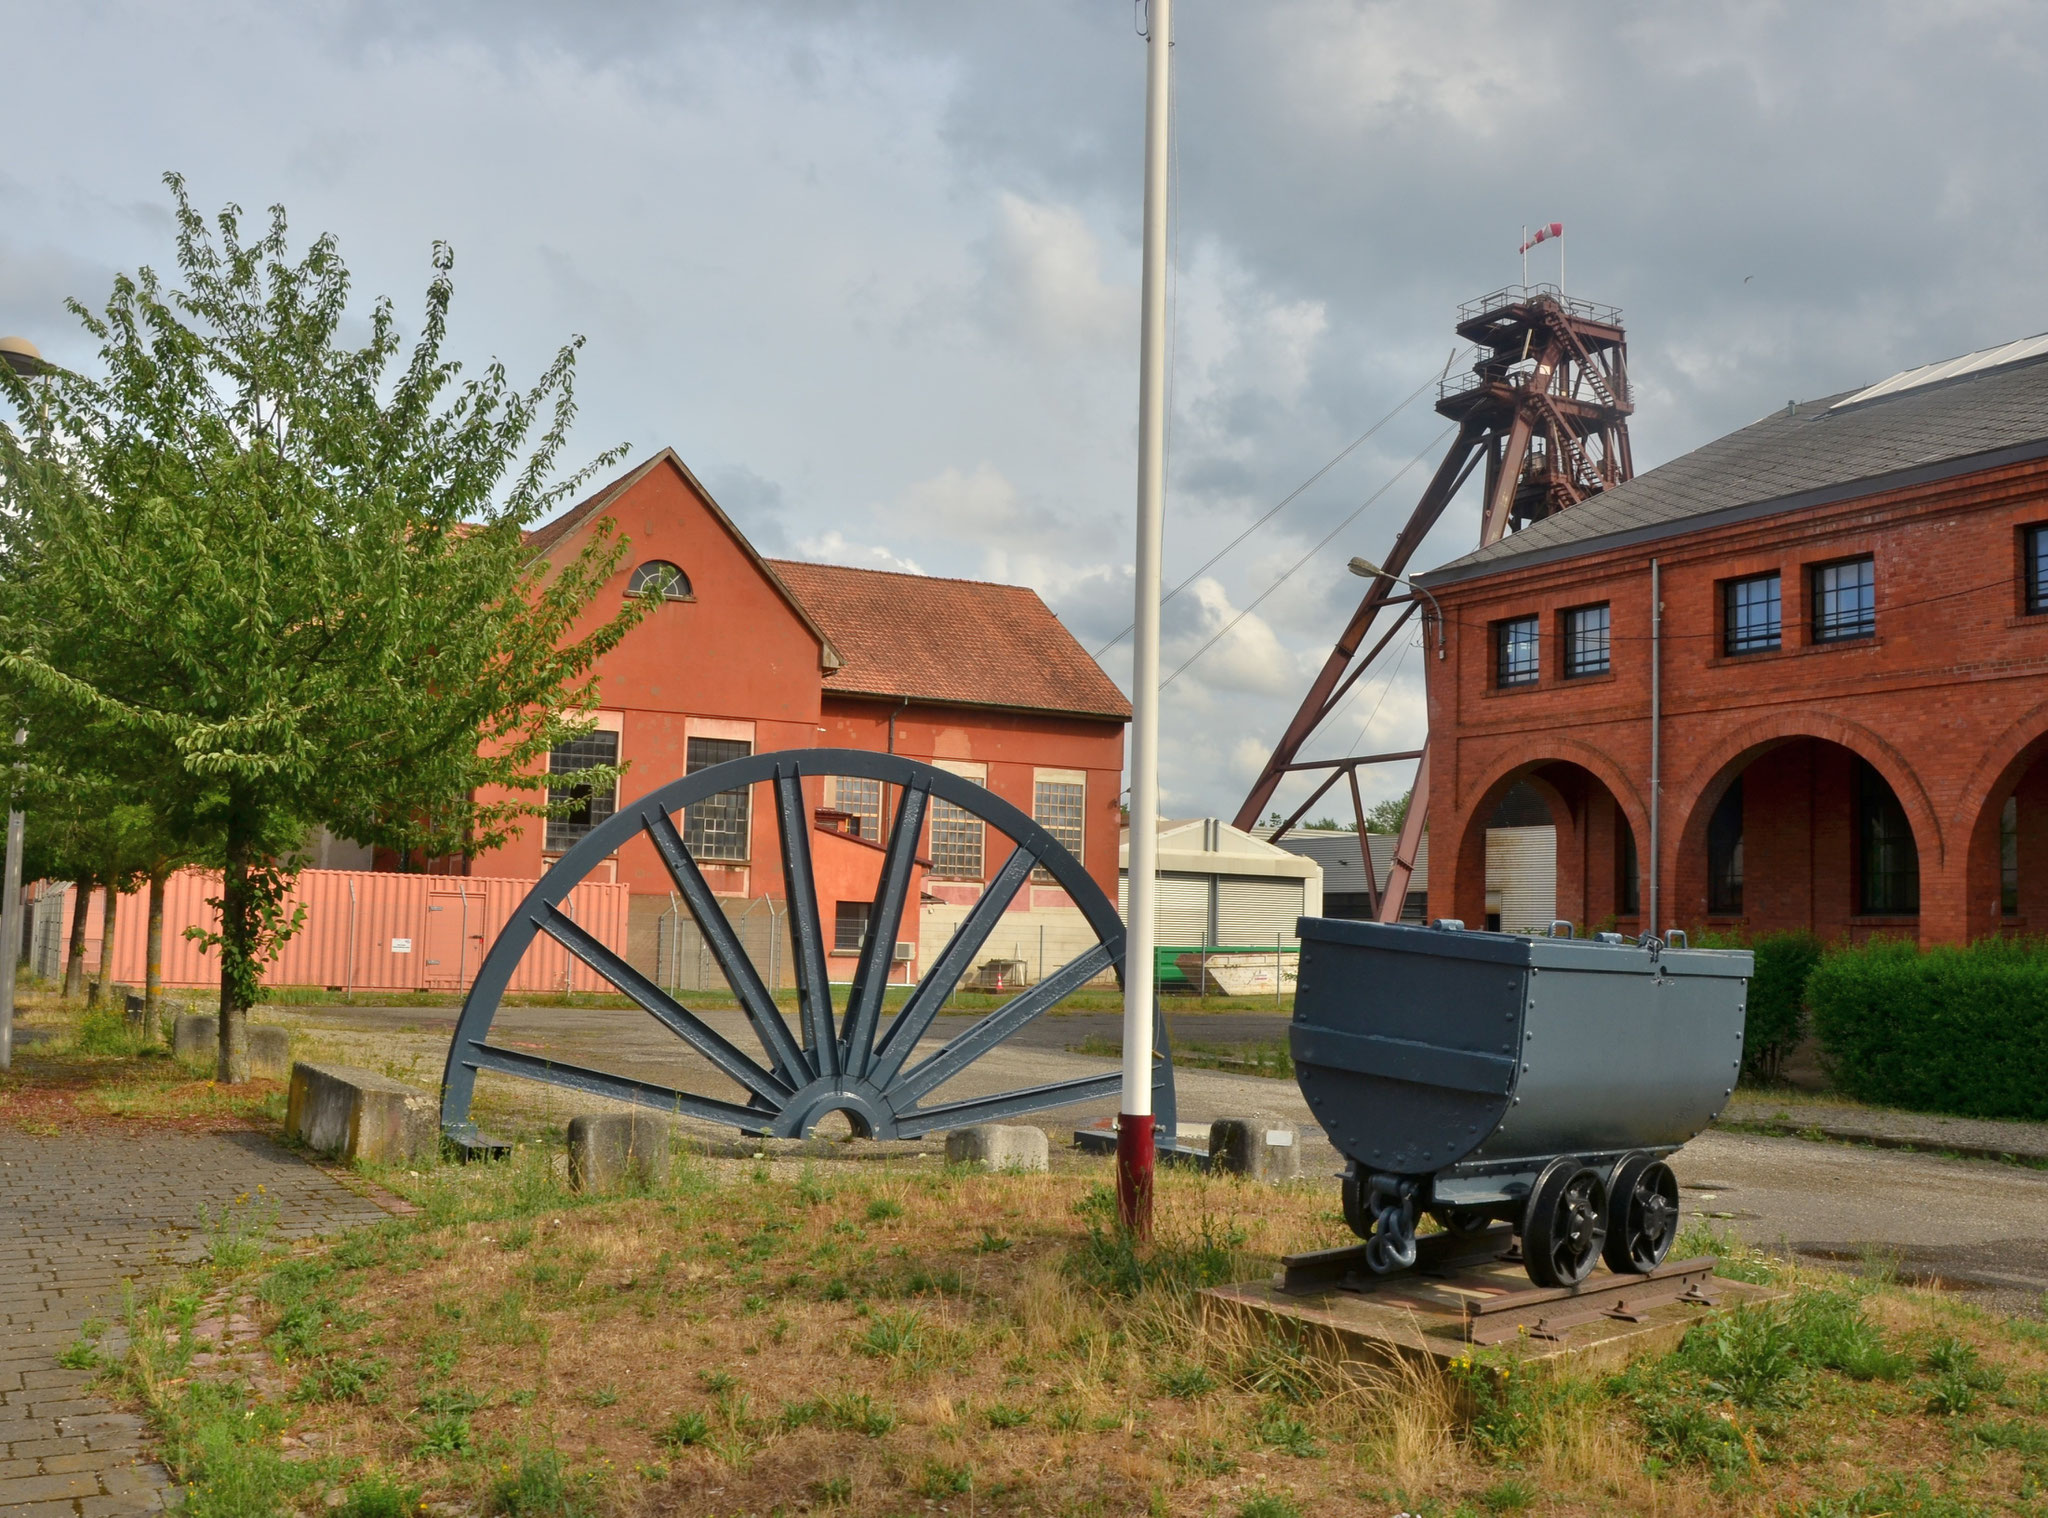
[1962,728,2048,941]
[1673,736,1927,940]
[1451,760,1647,935]
[627,560,692,600]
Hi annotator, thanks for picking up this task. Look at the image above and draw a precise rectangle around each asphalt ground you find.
[268,998,2048,1317]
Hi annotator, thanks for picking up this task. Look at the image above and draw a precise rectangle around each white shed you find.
[1118,818,1323,948]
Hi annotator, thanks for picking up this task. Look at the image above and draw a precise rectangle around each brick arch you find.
[1954,697,2048,941]
[1447,739,1652,931]
[1669,708,1943,872]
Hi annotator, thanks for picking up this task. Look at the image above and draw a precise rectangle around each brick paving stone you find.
[0,1129,391,1515]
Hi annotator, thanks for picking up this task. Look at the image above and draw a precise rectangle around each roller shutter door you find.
[1215,877,1306,947]
[1120,871,1214,944]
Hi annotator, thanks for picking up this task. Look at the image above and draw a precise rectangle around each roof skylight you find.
[1832,331,2048,410]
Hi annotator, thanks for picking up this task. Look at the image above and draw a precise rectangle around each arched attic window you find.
[628,560,692,601]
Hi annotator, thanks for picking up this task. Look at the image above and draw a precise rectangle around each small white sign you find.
[390,938,413,954]
[1264,1129,1295,1147]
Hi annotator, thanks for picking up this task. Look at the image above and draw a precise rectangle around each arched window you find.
[628,561,692,600]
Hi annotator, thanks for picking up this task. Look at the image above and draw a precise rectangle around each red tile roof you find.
[767,560,1131,722]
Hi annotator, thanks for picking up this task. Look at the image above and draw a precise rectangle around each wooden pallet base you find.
[1205,1231,1784,1369]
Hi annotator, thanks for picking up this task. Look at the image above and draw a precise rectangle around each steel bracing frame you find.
[1235,288,1635,919]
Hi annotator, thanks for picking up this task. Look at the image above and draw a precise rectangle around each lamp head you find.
[1347,555,1384,579]
[0,337,48,379]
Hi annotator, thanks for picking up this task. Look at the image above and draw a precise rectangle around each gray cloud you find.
[6,0,2045,821]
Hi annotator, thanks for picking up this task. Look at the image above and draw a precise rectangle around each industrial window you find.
[627,560,692,600]
[1032,776,1085,882]
[2026,526,2048,616]
[1812,557,1876,643]
[1707,778,1743,916]
[683,737,752,860]
[1494,615,1539,687]
[1563,604,1610,678]
[1857,760,1919,914]
[1618,814,1641,916]
[1723,573,1781,655]
[831,776,883,841]
[929,796,985,879]
[545,730,619,853]
[2002,795,2019,917]
[833,900,871,954]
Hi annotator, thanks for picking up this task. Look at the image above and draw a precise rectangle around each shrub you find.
[1743,932,1824,1081]
[1807,937,2048,1118]
[73,1008,140,1057]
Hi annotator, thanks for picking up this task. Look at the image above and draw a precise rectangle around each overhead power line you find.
[1161,423,1457,690]
[1096,352,1465,658]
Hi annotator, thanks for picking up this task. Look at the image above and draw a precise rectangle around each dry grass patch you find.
[88,1142,2048,1518]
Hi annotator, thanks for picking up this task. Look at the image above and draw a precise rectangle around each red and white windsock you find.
[1520,222,1563,254]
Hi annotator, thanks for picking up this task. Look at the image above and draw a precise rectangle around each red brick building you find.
[1413,333,2048,947]
[456,450,1131,979]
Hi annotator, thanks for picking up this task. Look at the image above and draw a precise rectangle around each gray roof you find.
[1419,341,2048,586]
[1265,830,1428,895]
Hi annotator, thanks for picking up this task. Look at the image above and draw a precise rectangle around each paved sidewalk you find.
[0,1129,391,1518]
[1720,1093,2048,1165]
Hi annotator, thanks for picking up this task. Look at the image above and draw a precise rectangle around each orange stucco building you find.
[447,451,1130,983]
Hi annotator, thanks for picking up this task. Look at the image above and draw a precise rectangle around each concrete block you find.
[286,1062,438,1165]
[1209,1118,1302,1183]
[122,992,145,1032]
[171,1014,218,1064]
[247,1026,292,1081]
[944,1124,1050,1173]
[567,1113,673,1192]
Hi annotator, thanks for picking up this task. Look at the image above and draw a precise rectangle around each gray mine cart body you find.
[1291,918,1751,1225]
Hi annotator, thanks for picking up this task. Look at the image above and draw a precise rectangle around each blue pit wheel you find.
[440,749,1175,1144]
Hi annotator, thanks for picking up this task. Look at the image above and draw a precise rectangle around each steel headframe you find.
[440,748,1176,1145]
[1233,286,1635,919]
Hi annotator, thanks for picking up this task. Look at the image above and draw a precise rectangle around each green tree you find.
[0,177,643,1080]
[1365,791,1411,834]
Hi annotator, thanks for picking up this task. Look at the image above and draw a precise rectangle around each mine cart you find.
[1291,918,1751,1289]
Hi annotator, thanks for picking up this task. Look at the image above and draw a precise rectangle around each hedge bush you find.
[1807,937,2048,1119]
[1694,930,1824,1084]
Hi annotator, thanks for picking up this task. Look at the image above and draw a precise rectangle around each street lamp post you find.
[0,336,49,1071]
[1348,555,1447,659]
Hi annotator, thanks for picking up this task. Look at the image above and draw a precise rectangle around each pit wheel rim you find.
[1522,1159,1608,1288]
[1602,1155,1679,1275]
[438,749,1175,1142]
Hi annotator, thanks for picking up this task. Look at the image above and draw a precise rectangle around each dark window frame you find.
[626,560,693,601]
[1494,615,1540,688]
[1722,572,1783,656]
[1707,777,1744,917]
[1811,555,1876,644]
[683,736,753,861]
[2024,525,2048,617]
[1561,603,1611,679]
[545,729,619,854]
[1856,759,1920,915]
[833,899,872,954]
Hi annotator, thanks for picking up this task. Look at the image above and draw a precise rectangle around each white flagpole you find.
[1119,0,1172,1236]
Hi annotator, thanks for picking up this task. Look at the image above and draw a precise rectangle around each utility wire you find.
[1095,355,1463,657]
[1161,423,1456,690]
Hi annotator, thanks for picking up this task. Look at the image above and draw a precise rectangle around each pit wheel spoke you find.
[773,766,839,1079]
[841,781,929,1077]
[646,806,808,1086]
[533,901,792,1105]
[867,845,1035,1089]
[889,942,1117,1107]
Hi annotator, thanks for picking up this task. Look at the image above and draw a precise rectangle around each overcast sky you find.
[6,2,2045,822]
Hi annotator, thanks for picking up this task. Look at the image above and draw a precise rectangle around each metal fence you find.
[27,884,71,982]
[654,894,788,996]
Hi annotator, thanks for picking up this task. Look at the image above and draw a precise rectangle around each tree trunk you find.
[217,798,254,1083]
[92,883,118,1007]
[144,871,167,1046]
[64,878,91,999]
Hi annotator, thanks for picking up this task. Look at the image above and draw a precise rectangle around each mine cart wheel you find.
[1602,1154,1680,1275]
[1521,1159,1608,1288]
